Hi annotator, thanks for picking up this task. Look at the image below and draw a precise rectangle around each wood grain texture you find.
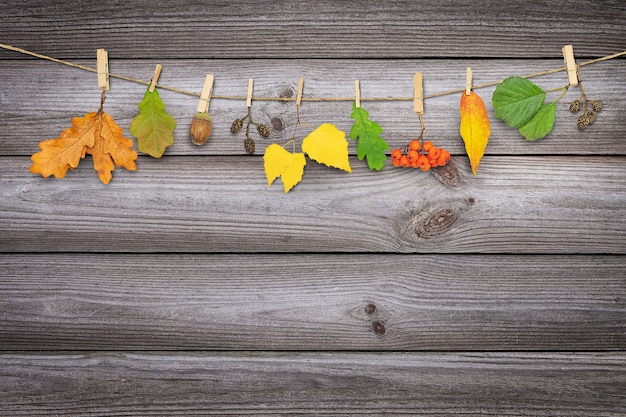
[1,3,624,415]
[1,254,623,351]
[1,59,624,156]
[1,0,625,59]
[1,155,624,253]
[1,352,624,416]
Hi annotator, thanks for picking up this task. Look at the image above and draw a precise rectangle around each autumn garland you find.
[1,43,625,190]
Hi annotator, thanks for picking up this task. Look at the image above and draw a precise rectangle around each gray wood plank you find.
[1,352,624,416]
[1,155,625,254]
[1,59,624,156]
[1,254,623,350]
[1,0,625,59]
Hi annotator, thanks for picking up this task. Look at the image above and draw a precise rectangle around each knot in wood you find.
[430,160,461,188]
[364,303,377,315]
[279,87,294,100]
[271,117,284,131]
[412,207,458,239]
[371,320,386,336]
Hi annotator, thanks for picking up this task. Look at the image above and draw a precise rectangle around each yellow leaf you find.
[301,123,352,173]
[263,143,306,193]
[460,91,491,175]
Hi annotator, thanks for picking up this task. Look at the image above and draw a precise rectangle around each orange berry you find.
[391,148,402,159]
[428,147,441,160]
[420,162,431,171]
[422,141,434,152]
[392,158,402,167]
[400,155,410,167]
[410,160,420,169]
[407,150,419,162]
[437,150,450,166]
[409,139,421,152]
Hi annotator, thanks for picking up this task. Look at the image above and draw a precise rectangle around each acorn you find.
[190,112,212,145]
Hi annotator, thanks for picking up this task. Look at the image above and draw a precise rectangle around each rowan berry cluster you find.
[391,139,450,171]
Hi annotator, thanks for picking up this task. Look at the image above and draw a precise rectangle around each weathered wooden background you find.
[1,1,625,415]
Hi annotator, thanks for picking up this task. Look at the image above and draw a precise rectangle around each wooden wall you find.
[1,1,625,415]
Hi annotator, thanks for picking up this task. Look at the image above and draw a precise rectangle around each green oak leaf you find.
[129,87,177,158]
[349,102,389,170]
[518,102,556,141]
[492,76,546,128]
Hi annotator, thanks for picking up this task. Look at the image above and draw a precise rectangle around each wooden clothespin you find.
[96,48,109,91]
[562,44,579,86]
[413,72,423,114]
[196,74,214,113]
[465,67,473,95]
[246,78,254,108]
[296,77,304,107]
[354,80,361,108]
[149,64,163,93]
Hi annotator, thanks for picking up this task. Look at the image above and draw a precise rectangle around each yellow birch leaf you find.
[460,91,491,175]
[263,143,306,193]
[301,123,352,173]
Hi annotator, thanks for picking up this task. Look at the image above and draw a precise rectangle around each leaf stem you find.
[99,88,106,113]
[578,81,588,97]
[553,86,570,104]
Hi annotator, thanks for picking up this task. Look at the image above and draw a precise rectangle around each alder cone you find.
[190,112,212,145]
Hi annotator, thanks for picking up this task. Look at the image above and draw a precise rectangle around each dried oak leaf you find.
[30,112,99,179]
[87,111,137,184]
[30,111,137,184]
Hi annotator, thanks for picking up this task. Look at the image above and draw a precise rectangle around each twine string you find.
[1,43,624,102]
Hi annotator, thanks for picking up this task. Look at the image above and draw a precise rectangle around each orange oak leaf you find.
[30,111,137,184]
[86,111,137,184]
[30,112,99,178]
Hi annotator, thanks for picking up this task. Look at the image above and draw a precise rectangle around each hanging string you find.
[1,43,624,102]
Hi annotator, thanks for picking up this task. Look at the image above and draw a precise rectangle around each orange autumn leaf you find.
[30,111,137,184]
[87,111,137,184]
[460,91,491,175]
[30,112,99,179]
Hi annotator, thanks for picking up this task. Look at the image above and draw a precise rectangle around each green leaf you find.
[518,102,556,141]
[492,76,546,128]
[129,87,177,158]
[349,102,389,171]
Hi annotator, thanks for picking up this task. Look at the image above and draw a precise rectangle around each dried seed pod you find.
[244,137,255,154]
[257,123,271,138]
[591,100,602,112]
[577,113,591,130]
[569,99,583,113]
[586,110,596,125]
[231,118,244,134]
[190,112,212,145]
